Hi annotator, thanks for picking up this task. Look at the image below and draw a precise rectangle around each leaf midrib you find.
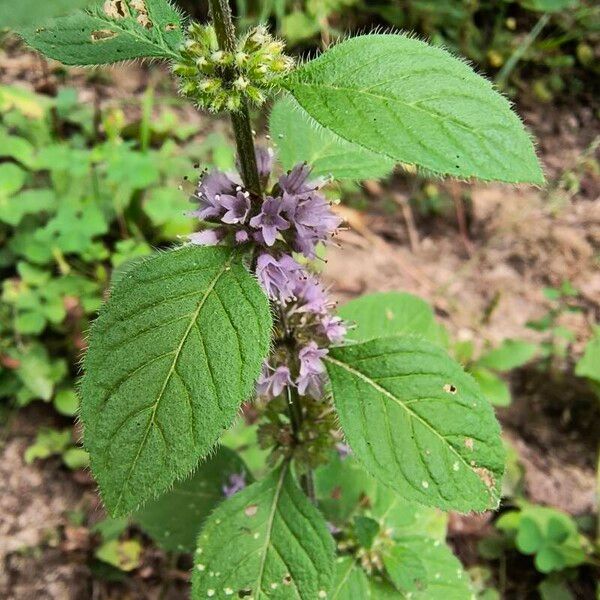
[113,253,233,513]
[285,81,541,184]
[254,464,289,598]
[324,355,475,482]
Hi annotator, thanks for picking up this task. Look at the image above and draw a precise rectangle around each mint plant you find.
[18,0,544,596]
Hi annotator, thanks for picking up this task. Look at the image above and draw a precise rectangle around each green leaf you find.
[575,331,600,383]
[478,339,538,372]
[95,539,142,572]
[369,482,448,542]
[325,337,505,512]
[81,246,272,516]
[517,517,544,554]
[135,446,252,553]
[191,463,335,599]
[338,292,444,345]
[0,130,36,167]
[283,34,543,184]
[0,163,26,196]
[370,537,473,599]
[24,427,72,463]
[354,516,380,549]
[54,388,80,416]
[315,452,376,524]
[469,366,511,407]
[63,447,91,470]
[331,557,370,600]
[519,0,577,13]
[0,0,96,28]
[382,544,426,593]
[19,0,184,66]
[0,189,56,227]
[270,96,394,180]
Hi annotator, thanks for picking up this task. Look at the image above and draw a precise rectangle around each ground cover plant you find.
[7,0,599,597]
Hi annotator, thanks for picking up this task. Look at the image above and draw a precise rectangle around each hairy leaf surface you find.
[270,96,394,180]
[19,0,184,65]
[134,446,252,552]
[284,34,543,184]
[81,245,272,516]
[192,463,335,599]
[338,291,445,345]
[325,337,505,512]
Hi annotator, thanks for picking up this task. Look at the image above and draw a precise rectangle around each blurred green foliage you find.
[0,82,235,422]
[226,0,599,102]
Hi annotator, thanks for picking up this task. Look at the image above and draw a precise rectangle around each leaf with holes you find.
[134,446,253,553]
[325,337,505,512]
[192,463,335,599]
[19,0,184,66]
[269,95,395,180]
[80,245,272,516]
[283,34,543,184]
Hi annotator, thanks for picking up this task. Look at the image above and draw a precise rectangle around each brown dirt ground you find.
[1,44,599,598]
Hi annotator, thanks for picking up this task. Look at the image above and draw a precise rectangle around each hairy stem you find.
[287,385,316,503]
[207,0,261,195]
[208,0,314,500]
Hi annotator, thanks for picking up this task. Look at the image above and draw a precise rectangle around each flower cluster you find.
[189,151,342,258]
[173,23,294,112]
[189,152,346,401]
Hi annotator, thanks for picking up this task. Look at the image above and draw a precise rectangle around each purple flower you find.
[256,363,293,398]
[327,522,341,535]
[188,229,223,246]
[235,230,249,244]
[284,192,343,258]
[293,275,330,315]
[256,147,274,182]
[255,253,303,302]
[223,472,246,497]
[335,442,352,460]
[297,342,328,398]
[237,147,273,185]
[321,315,347,343]
[191,171,237,220]
[249,196,289,246]
[221,191,251,224]
[279,163,315,195]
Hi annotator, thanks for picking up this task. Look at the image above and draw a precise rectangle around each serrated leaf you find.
[192,463,335,599]
[81,246,272,516]
[331,557,370,600]
[338,291,445,345]
[19,0,184,66]
[270,95,394,180]
[283,34,543,184]
[325,337,505,512]
[134,446,252,553]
